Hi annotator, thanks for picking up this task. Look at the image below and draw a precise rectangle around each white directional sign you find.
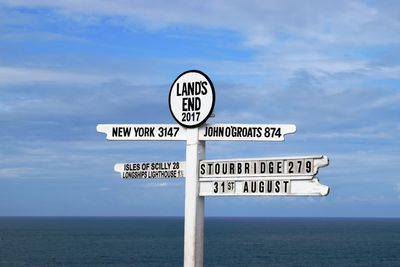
[169,70,215,128]
[198,124,296,141]
[199,177,329,196]
[96,123,296,142]
[114,161,185,179]
[96,124,187,141]
[199,155,328,180]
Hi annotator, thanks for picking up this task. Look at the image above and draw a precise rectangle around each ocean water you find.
[0,217,399,267]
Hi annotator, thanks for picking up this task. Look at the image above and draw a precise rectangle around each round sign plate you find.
[169,70,215,128]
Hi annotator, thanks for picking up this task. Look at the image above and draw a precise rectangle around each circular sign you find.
[169,70,215,128]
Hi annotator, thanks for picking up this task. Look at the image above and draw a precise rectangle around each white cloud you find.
[396,183,400,193]
[0,65,169,85]
[143,182,173,188]
[368,92,400,109]
[1,0,399,46]
[0,66,110,85]
[0,167,39,178]
[99,187,111,191]
[302,125,398,140]
[1,1,399,91]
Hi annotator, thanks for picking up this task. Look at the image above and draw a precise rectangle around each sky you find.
[0,0,399,217]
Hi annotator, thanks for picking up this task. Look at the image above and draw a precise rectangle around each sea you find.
[0,217,399,267]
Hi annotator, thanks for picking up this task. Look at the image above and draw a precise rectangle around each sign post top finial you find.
[169,70,216,128]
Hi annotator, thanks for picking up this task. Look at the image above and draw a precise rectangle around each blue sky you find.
[0,0,399,217]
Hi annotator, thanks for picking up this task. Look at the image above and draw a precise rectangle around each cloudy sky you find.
[0,0,399,217]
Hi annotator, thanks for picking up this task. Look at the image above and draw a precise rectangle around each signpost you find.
[114,161,185,179]
[96,70,330,267]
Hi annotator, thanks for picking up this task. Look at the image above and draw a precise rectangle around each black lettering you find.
[201,81,208,94]
[257,127,262,137]
[133,127,141,136]
[260,162,266,174]
[188,98,195,111]
[237,127,243,137]
[213,182,218,193]
[195,97,201,110]
[112,127,118,137]
[277,161,283,173]
[267,180,273,192]
[203,127,209,137]
[259,181,265,193]
[283,181,289,193]
[149,127,155,137]
[228,182,234,191]
[268,162,274,173]
[237,163,242,174]
[215,163,220,175]
[288,161,294,173]
[275,181,281,193]
[306,160,312,173]
[297,160,302,173]
[200,163,205,175]
[182,82,188,95]
[182,97,189,111]
[222,163,227,174]
[176,83,182,96]
[244,163,250,174]
[217,127,224,136]
[188,82,195,95]
[122,127,131,137]
[229,163,235,174]
[207,163,213,175]
[196,82,202,94]
[251,181,257,193]
[243,181,249,193]
[183,97,201,111]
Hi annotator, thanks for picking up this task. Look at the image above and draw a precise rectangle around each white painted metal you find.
[96,123,298,142]
[114,161,185,179]
[184,128,205,267]
[198,124,296,141]
[291,177,329,196]
[96,124,187,140]
[169,70,215,128]
[199,155,328,180]
[199,177,329,196]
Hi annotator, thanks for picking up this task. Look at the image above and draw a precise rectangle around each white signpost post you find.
[97,70,330,267]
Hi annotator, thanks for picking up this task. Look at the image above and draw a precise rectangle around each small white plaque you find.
[114,161,186,179]
[199,155,328,180]
[199,177,329,196]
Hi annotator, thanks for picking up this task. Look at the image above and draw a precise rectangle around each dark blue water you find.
[0,217,399,267]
